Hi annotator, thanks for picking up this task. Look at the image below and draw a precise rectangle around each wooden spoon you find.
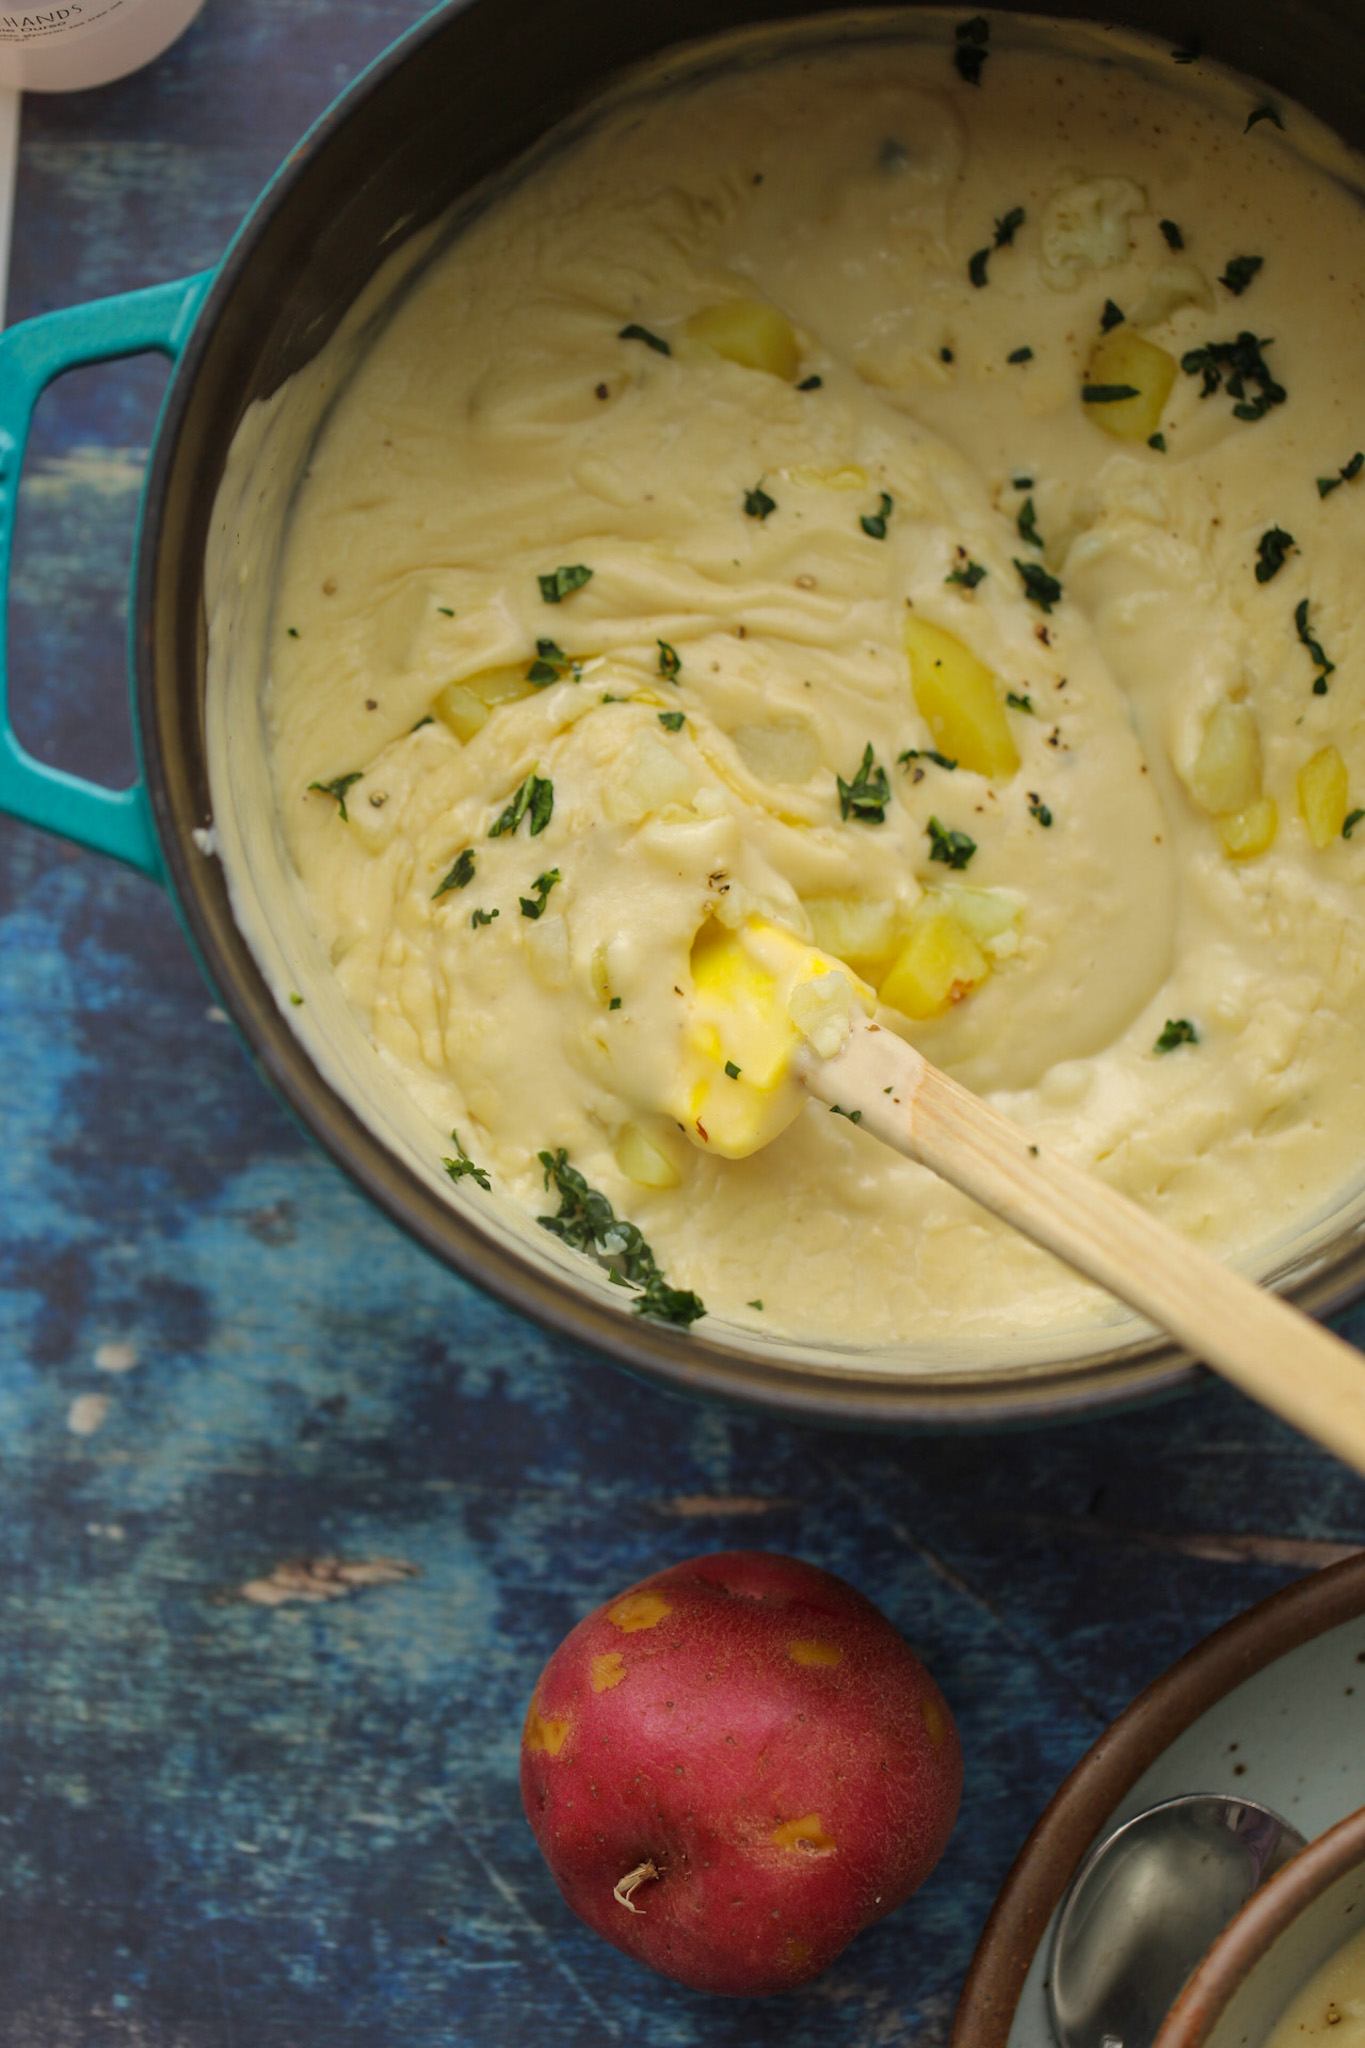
[797,1014,1365,1475]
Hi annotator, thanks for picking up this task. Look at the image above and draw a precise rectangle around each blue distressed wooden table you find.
[4,4,1365,2040]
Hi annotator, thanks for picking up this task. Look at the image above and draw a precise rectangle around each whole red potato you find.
[519,1549,961,1996]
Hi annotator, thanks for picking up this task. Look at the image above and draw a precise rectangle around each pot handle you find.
[0,270,213,877]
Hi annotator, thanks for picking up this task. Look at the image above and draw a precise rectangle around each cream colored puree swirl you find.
[266,22,1365,1345]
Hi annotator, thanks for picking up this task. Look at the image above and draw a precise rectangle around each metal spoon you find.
[1048,1794,1308,2048]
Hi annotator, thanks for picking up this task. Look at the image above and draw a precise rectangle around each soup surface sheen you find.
[260,17,1365,1344]
[1265,1921,1365,2048]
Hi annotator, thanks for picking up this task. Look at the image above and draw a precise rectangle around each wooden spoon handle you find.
[802,1020,1365,1475]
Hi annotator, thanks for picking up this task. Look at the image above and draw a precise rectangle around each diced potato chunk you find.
[1192,702,1263,817]
[603,734,696,824]
[904,617,1020,780]
[802,895,901,970]
[878,911,989,1020]
[435,664,535,741]
[1084,328,1177,442]
[732,716,822,786]
[615,1125,682,1190]
[938,885,1023,960]
[1219,795,1278,860]
[1298,746,1349,849]
[680,300,801,381]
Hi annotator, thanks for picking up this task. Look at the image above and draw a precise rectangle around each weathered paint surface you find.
[4,3,1365,2040]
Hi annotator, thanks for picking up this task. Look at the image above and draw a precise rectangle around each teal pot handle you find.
[0,272,212,877]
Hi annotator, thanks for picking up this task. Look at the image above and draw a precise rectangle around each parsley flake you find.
[1149,432,1168,452]
[1017,496,1044,549]
[837,743,891,823]
[433,847,476,898]
[539,564,593,604]
[1181,332,1285,422]
[1159,219,1185,250]
[443,1131,491,1191]
[490,772,554,839]
[946,557,987,589]
[829,1104,863,1123]
[1219,254,1264,297]
[744,482,777,520]
[1015,559,1063,612]
[618,322,671,355]
[609,996,622,1009]
[658,639,681,679]
[969,247,992,288]
[797,374,824,391]
[1007,691,1035,713]
[860,491,894,540]
[748,1299,764,1311]
[898,747,958,770]
[658,710,686,732]
[1246,104,1284,132]
[1027,792,1053,826]
[953,13,989,85]
[1101,299,1126,332]
[995,207,1025,247]
[411,714,435,732]
[471,907,499,928]
[1154,1018,1198,1053]
[1083,382,1142,403]
[437,606,455,617]
[1344,809,1365,841]
[1317,453,1365,498]
[1007,345,1035,364]
[526,637,576,686]
[926,816,976,869]
[1295,598,1336,692]
[288,992,304,1007]
[537,1148,705,1327]
[519,868,561,920]
[724,1060,741,1079]
[1254,528,1296,584]
[308,772,363,822]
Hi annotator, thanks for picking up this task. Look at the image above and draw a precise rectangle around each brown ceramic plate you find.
[953,1553,1365,2048]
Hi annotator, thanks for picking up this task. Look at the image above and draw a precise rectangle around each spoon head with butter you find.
[1048,1794,1307,2048]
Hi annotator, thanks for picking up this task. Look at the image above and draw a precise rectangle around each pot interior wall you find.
[135,0,1365,1417]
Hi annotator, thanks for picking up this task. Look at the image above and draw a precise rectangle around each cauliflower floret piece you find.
[1041,176,1147,289]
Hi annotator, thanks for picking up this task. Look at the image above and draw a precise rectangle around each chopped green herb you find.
[1254,527,1296,584]
[1015,559,1063,612]
[1027,792,1053,827]
[288,992,304,1006]
[860,491,894,540]
[1317,453,1365,497]
[1181,332,1285,422]
[519,868,561,920]
[969,246,992,289]
[953,13,989,84]
[1148,432,1167,452]
[1219,254,1264,297]
[797,374,824,391]
[411,714,435,732]
[526,636,576,686]
[489,772,554,839]
[941,347,956,364]
[747,1299,764,1311]
[286,626,299,639]
[898,747,958,770]
[618,322,670,355]
[926,816,977,869]
[1295,598,1336,692]
[658,639,681,679]
[744,482,777,520]
[658,710,686,732]
[1154,1017,1198,1053]
[308,771,363,822]
[837,742,891,823]
[1100,299,1126,332]
[443,1131,491,1191]
[1012,473,1034,489]
[537,1148,705,1327]
[1017,496,1044,548]
[609,995,622,1009]
[829,1104,863,1123]
[1082,382,1142,403]
[437,606,455,617]
[946,557,987,589]
[1246,104,1284,132]
[1007,345,1035,364]
[1007,691,1035,713]
[1343,810,1365,841]
[994,207,1025,248]
[471,907,499,928]
[1160,218,1185,251]
[724,1060,741,1079]
[538,564,593,604]
[433,847,477,898]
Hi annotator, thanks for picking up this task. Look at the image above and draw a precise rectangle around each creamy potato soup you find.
[251,15,1365,1344]
[1265,1922,1365,2048]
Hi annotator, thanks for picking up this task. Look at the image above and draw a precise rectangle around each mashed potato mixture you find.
[255,16,1365,1345]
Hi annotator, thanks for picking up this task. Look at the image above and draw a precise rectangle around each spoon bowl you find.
[1048,1795,1308,2048]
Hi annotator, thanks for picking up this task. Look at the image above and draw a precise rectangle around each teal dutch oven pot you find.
[3,0,1365,1428]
